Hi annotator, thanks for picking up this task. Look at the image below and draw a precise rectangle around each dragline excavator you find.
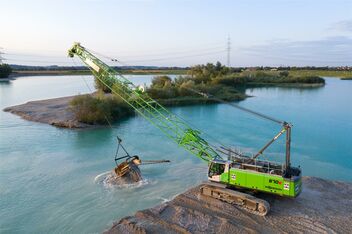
[68,42,302,216]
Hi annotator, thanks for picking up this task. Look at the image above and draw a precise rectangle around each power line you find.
[123,50,227,63]
[183,87,284,125]
[5,46,223,60]
[88,48,227,67]
[7,46,227,66]
[6,52,68,59]
[227,36,231,67]
[96,41,226,56]
[5,58,75,64]
[109,45,226,59]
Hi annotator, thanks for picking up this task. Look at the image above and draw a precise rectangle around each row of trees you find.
[146,62,245,102]
[146,61,325,102]
[93,61,325,101]
[213,70,325,86]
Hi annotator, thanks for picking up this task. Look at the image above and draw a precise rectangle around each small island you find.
[4,62,325,128]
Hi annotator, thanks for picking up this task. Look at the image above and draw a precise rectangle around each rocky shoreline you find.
[106,177,352,234]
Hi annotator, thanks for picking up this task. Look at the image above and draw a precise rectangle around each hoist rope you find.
[85,49,228,151]
[183,87,285,125]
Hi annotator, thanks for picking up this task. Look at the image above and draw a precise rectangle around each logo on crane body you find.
[269,179,282,185]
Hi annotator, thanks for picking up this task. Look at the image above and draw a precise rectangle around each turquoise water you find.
[0,75,351,233]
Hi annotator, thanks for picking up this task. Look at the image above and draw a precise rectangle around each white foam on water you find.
[114,178,150,189]
[94,170,150,189]
[159,194,179,203]
[94,170,111,184]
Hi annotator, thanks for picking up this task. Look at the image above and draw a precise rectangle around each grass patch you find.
[288,70,352,78]
[70,93,134,124]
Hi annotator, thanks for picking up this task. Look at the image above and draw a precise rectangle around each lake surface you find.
[0,75,351,233]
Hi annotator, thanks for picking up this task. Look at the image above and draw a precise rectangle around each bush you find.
[187,62,230,84]
[0,64,12,78]
[198,84,244,101]
[70,94,133,124]
[304,76,325,83]
[151,76,172,88]
[279,71,289,77]
[178,80,196,96]
[174,76,191,86]
[148,75,178,99]
[212,75,234,86]
[94,75,116,93]
[212,74,244,86]
[233,70,324,84]
[253,71,273,78]
[283,76,325,84]
[147,86,178,99]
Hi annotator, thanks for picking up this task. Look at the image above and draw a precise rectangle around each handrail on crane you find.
[180,87,292,169]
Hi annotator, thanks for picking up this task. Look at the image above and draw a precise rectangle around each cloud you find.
[238,36,352,66]
[328,20,352,33]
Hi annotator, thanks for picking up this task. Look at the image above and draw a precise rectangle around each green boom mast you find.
[68,43,302,216]
[68,42,220,162]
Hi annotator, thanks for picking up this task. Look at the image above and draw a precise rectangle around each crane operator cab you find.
[208,159,230,182]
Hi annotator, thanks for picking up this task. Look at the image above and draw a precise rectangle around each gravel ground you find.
[106,177,352,234]
[3,96,93,128]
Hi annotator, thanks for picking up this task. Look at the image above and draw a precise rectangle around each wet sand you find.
[106,177,352,233]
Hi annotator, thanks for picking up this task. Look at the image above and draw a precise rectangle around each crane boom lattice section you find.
[68,43,220,162]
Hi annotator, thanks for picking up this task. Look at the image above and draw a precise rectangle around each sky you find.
[1,0,351,67]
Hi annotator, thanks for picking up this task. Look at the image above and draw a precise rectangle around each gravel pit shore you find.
[3,96,93,128]
[106,177,352,234]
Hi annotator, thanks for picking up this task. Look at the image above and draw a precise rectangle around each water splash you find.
[94,170,150,189]
[94,170,111,183]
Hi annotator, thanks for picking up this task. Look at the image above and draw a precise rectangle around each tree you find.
[151,76,172,88]
[215,61,222,71]
[0,64,12,78]
[94,75,116,93]
[179,80,196,96]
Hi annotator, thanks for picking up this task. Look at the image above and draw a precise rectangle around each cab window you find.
[209,163,225,177]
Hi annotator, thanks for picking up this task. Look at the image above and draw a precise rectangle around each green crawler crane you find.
[68,42,302,216]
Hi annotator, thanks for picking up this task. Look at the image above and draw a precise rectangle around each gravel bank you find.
[106,177,352,234]
[3,96,93,128]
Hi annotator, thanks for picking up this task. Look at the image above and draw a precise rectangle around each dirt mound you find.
[106,177,352,233]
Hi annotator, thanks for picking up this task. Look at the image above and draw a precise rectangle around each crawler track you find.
[199,182,270,216]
